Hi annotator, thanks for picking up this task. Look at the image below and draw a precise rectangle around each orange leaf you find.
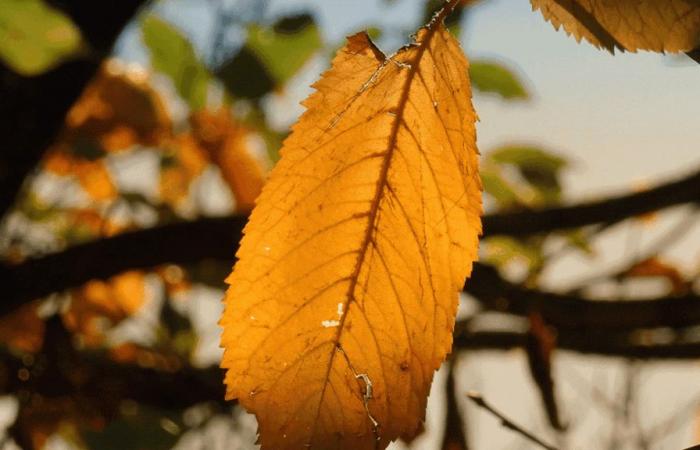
[156,264,191,294]
[70,208,123,237]
[64,271,145,346]
[43,150,74,176]
[531,0,700,53]
[190,109,266,212]
[74,159,117,201]
[42,151,117,201]
[158,134,208,206]
[64,59,171,152]
[220,19,481,450]
[0,302,44,353]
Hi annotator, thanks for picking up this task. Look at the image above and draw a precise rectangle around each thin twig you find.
[466,391,559,450]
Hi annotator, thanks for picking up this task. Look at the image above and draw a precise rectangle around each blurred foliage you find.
[0,0,83,75]
[142,16,212,110]
[483,145,567,208]
[480,144,588,281]
[217,12,321,99]
[470,59,529,100]
[247,14,321,85]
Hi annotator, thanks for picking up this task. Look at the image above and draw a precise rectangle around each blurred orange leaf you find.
[109,342,182,372]
[63,59,171,152]
[190,108,266,211]
[220,20,481,450]
[63,271,146,346]
[74,159,117,201]
[43,152,118,201]
[158,133,209,206]
[69,208,123,238]
[0,302,44,353]
[156,264,191,295]
[41,59,172,202]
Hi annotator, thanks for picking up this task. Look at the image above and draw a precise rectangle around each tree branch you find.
[454,327,700,359]
[5,323,699,423]
[468,264,700,330]
[0,167,698,335]
[482,166,700,237]
[3,196,700,331]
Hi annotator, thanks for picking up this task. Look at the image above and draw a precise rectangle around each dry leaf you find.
[63,271,146,346]
[109,342,182,371]
[0,302,44,353]
[69,208,123,238]
[190,109,266,212]
[73,159,118,201]
[43,152,118,201]
[158,134,209,206]
[531,0,700,52]
[220,18,481,450]
[63,59,171,152]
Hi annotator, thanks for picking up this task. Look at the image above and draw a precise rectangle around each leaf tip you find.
[345,31,386,61]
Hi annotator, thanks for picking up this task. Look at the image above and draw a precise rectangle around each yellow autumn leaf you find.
[220,14,481,450]
[0,302,44,353]
[64,59,171,152]
[43,151,117,201]
[158,133,209,206]
[531,0,700,52]
[63,270,146,346]
[73,159,118,201]
[190,108,266,212]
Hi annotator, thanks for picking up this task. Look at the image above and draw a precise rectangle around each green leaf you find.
[0,0,82,75]
[491,146,567,202]
[470,59,529,100]
[481,167,522,208]
[141,15,210,110]
[488,146,568,204]
[246,13,322,85]
[216,13,321,99]
[216,47,275,99]
[489,146,567,172]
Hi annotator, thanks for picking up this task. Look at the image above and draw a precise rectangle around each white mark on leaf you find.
[321,320,340,328]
